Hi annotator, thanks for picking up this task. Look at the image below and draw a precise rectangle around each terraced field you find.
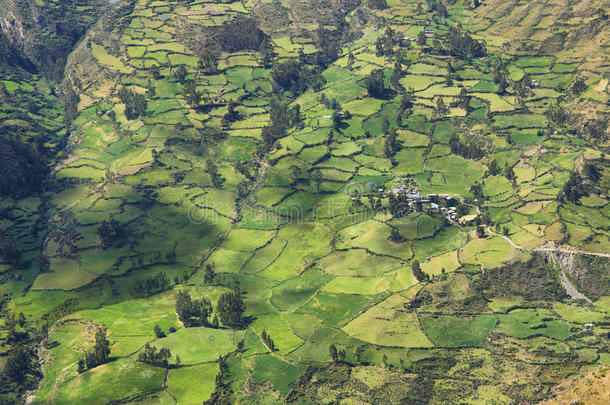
[0,0,608,403]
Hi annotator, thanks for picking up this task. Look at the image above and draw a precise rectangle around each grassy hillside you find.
[0,0,608,403]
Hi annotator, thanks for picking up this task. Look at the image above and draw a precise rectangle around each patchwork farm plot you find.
[0,0,608,404]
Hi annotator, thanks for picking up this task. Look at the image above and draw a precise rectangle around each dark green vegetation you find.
[0,0,608,404]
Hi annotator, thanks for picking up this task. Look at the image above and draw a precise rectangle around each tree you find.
[417,29,427,47]
[582,162,601,182]
[271,59,326,94]
[412,260,429,282]
[458,87,471,111]
[546,103,567,127]
[331,111,342,130]
[183,81,201,108]
[446,25,486,59]
[206,159,224,188]
[366,69,385,98]
[388,70,404,93]
[570,76,586,95]
[4,344,30,382]
[217,290,245,328]
[388,227,403,242]
[174,65,188,83]
[80,327,110,371]
[134,272,170,297]
[94,328,110,363]
[150,64,160,79]
[0,232,20,265]
[259,38,275,67]
[118,87,147,120]
[560,171,586,203]
[492,63,509,94]
[204,263,216,284]
[203,16,267,53]
[399,88,415,113]
[355,345,366,364]
[384,138,394,159]
[375,37,384,56]
[329,344,339,363]
[347,49,355,70]
[504,163,515,181]
[368,0,388,9]
[476,226,486,238]
[146,79,156,98]
[98,218,126,249]
[138,343,172,367]
[198,48,219,74]
[312,168,322,192]
[487,159,499,176]
[175,290,212,327]
[154,325,166,338]
[18,313,25,328]
[261,330,275,351]
[289,165,302,183]
[435,97,449,117]
[470,182,483,201]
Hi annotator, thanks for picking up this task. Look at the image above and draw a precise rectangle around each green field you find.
[1,0,608,403]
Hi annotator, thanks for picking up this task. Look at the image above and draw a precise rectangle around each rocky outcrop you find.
[543,249,610,302]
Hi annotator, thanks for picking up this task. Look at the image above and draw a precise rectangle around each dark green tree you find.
[98,218,126,249]
[355,345,366,364]
[198,49,219,74]
[138,343,172,367]
[0,232,20,265]
[175,290,212,327]
[570,76,586,95]
[412,260,429,282]
[435,97,449,116]
[329,343,339,363]
[368,0,388,9]
[388,227,403,242]
[261,330,276,351]
[4,344,30,382]
[150,64,160,79]
[367,69,385,98]
[504,163,515,181]
[206,159,224,188]
[417,30,427,47]
[184,81,201,108]
[174,65,188,83]
[118,87,147,120]
[80,327,110,371]
[154,325,166,338]
[204,263,216,285]
[487,159,500,176]
[217,290,245,328]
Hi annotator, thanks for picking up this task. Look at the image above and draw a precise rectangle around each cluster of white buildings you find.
[386,186,459,219]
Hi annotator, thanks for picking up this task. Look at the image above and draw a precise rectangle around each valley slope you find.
[0,0,609,404]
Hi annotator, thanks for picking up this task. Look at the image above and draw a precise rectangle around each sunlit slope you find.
[7,0,608,404]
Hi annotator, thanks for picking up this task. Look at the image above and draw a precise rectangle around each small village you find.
[349,176,461,221]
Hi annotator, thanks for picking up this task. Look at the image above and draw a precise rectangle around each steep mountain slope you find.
[0,0,608,404]
[0,0,111,79]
